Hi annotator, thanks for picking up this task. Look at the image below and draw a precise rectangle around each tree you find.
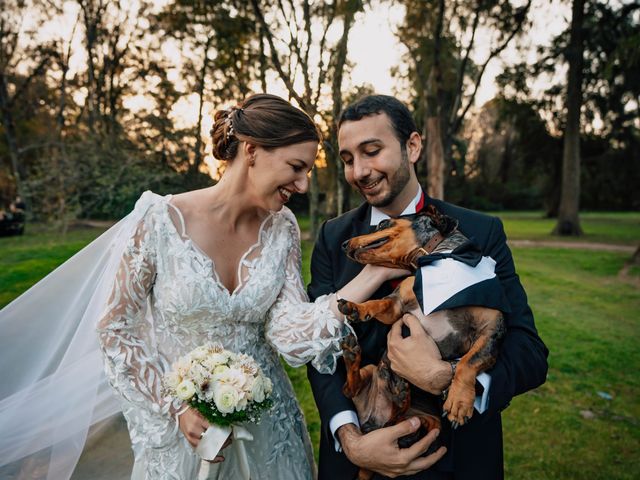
[250,0,363,237]
[396,0,532,199]
[457,96,561,210]
[553,0,585,236]
[0,0,53,200]
[498,1,640,216]
[157,0,259,177]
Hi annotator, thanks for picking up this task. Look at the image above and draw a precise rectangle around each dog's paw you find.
[389,375,410,410]
[337,298,350,314]
[337,299,357,319]
[442,380,475,428]
[338,299,366,323]
[340,333,361,362]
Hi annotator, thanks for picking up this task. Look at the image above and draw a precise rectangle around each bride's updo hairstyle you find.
[211,93,321,161]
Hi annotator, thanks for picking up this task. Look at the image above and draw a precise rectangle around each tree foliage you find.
[497,0,640,213]
[0,0,636,227]
[395,0,532,199]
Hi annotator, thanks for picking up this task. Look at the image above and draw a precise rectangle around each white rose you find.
[251,377,265,403]
[214,384,240,414]
[176,380,196,401]
[164,371,182,391]
[209,352,230,366]
[263,376,273,395]
[236,394,248,411]
[191,346,210,361]
[175,358,191,377]
[213,365,229,376]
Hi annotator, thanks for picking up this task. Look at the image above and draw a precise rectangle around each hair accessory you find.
[224,113,235,140]
[223,106,244,141]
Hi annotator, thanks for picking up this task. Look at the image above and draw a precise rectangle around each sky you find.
[345,0,571,104]
[25,0,572,173]
[29,0,572,115]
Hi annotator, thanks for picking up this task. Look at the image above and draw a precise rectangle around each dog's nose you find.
[341,239,351,253]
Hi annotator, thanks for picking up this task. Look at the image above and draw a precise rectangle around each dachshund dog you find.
[338,205,506,479]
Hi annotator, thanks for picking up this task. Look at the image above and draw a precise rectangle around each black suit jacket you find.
[306,197,549,480]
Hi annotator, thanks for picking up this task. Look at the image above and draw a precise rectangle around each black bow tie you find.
[416,240,483,268]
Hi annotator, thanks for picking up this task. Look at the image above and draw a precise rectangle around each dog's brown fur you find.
[338,205,505,479]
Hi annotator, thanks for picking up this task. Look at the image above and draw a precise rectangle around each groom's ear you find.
[406,131,422,166]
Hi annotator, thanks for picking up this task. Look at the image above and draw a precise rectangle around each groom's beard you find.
[359,148,411,209]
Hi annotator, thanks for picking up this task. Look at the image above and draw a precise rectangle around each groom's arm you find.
[306,221,358,439]
[483,216,549,414]
[307,220,448,474]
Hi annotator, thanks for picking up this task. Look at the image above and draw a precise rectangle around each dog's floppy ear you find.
[424,205,458,235]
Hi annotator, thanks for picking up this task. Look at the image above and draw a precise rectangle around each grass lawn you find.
[1,212,638,478]
[492,211,640,245]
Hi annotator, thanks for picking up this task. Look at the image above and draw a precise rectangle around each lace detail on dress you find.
[97,194,345,479]
[265,209,347,374]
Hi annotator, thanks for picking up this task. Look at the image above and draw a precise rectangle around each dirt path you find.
[508,239,636,254]
[302,231,636,254]
[71,416,133,480]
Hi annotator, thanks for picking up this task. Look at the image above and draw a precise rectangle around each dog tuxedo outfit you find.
[413,241,511,316]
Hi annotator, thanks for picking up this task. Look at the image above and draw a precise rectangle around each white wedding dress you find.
[0,191,346,480]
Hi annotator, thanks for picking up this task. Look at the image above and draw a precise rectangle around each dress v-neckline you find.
[163,195,274,297]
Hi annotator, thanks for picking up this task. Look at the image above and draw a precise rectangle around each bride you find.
[0,94,405,480]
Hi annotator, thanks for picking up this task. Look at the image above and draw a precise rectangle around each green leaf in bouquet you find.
[189,397,274,427]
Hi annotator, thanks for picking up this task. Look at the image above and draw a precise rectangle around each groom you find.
[306,95,548,479]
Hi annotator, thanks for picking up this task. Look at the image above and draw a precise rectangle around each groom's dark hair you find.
[338,95,418,145]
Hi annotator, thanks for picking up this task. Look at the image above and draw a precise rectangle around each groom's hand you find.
[387,314,453,395]
[337,417,447,477]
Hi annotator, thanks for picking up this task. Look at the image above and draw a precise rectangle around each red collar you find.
[415,190,425,212]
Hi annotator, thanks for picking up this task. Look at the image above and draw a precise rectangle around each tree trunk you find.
[330,0,358,216]
[426,114,445,199]
[0,72,24,198]
[426,0,446,200]
[553,0,584,236]
[191,36,213,176]
[80,2,99,133]
[258,26,267,93]
[309,167,320,240]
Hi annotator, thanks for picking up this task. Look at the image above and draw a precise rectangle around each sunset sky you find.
[27,0,571,173]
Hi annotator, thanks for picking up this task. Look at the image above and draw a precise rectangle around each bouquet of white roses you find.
[164,343,273,476]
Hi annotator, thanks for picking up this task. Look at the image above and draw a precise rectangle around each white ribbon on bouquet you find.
[197,424,253,480]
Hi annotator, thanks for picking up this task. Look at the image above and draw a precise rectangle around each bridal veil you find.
[0,192,159,479]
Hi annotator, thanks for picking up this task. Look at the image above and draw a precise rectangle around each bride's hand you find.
[361,263,411,282]
[177,406,210,448]
[177,406,231,463]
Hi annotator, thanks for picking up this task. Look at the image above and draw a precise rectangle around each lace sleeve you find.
[96,213,179,446]
[265,214,349,375]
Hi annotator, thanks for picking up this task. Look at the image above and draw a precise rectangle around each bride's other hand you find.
[177,406,210,448]
[209,437,233,464]
[331,264,412,316]
[177,406,231,463]
[362,263,411,281]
